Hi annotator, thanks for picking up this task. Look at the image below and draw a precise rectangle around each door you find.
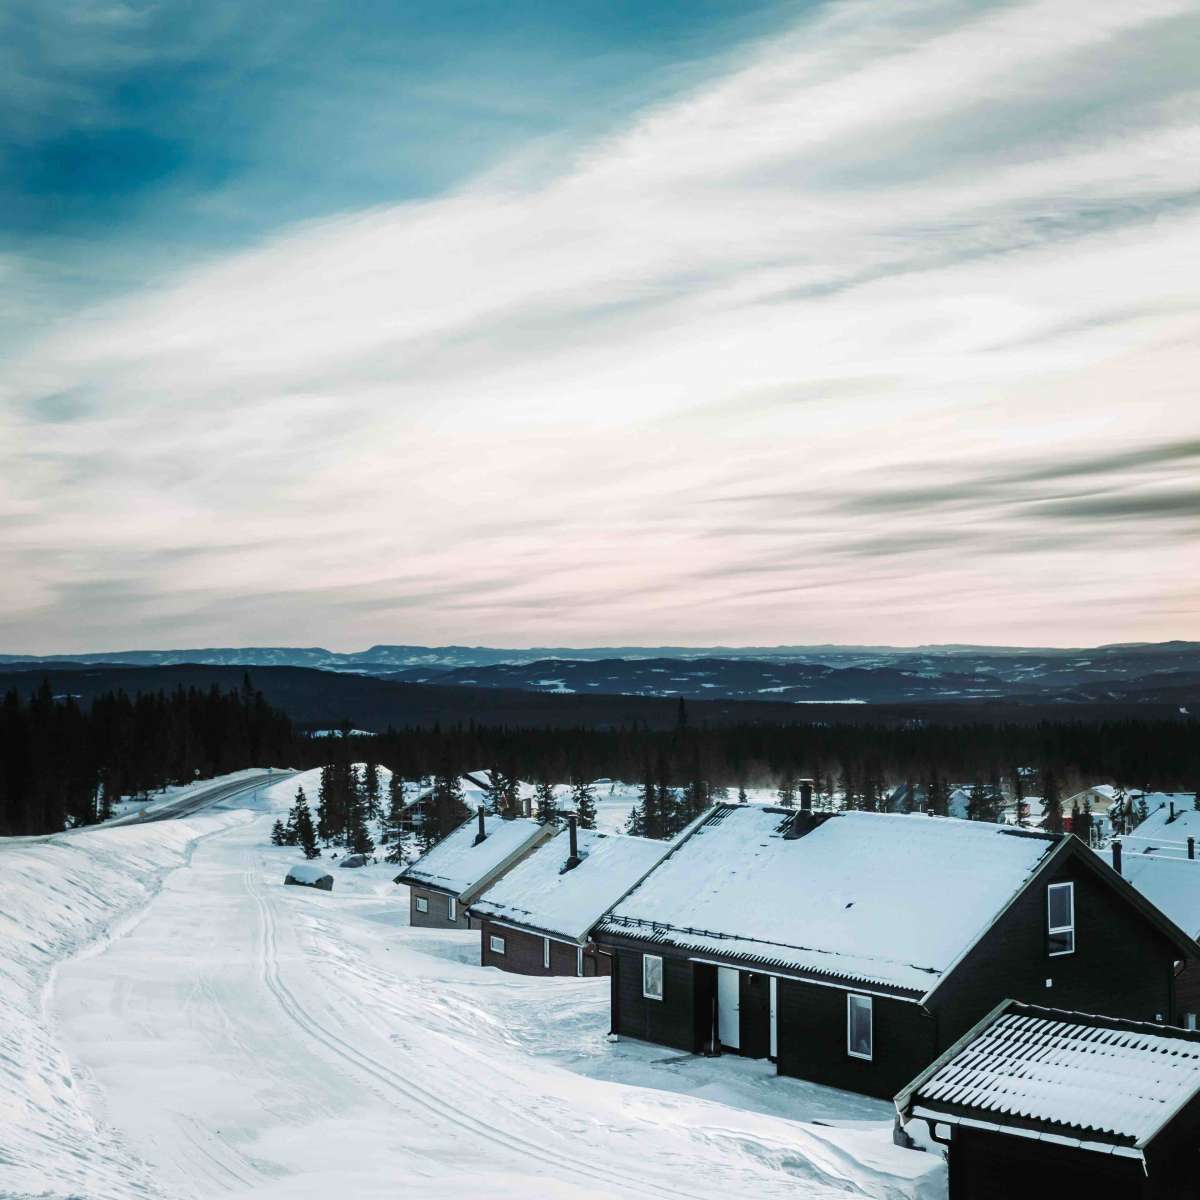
[739,972,771,1059]
[718,967,741,1051]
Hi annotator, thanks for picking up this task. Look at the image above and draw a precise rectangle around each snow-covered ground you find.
[2,768,945,1199]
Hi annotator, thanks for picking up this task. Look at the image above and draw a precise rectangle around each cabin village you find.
[279,770,1200,1198]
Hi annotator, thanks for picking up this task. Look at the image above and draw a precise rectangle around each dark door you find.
[740,972,771,1059]
[693,963,718,1055]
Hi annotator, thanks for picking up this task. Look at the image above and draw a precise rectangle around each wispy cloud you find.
[2,0,1199,651]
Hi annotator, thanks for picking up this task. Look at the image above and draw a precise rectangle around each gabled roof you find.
[469,828,672,944]
[396,814,550,902]
[1110,846,1200,940]
[898,1001,1200,1157]
[597,805,1059,994]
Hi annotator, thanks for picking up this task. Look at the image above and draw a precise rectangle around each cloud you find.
[2,0,1200,651]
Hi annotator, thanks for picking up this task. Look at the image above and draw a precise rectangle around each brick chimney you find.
[472,806,487,846]
[1189,837,1195,861]
[799,779,814,811]
[1112,839,1122,876]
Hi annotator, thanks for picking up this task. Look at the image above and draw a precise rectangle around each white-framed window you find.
[415,895,429,914]
[543,937,550,969]
[448,896,457,922]
[847,993,873,1060]
[489,934,505,955]
[1048,881,1075,956]
[642,953,664,1001]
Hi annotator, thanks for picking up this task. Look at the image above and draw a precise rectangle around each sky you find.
[2,0,1198,654]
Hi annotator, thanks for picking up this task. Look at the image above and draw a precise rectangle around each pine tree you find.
[1042,768,1064,835]
[293,793,320,860]
[270,818,287,846]
[383,771,407,844]
[316,764,335,844]
[346,790,375,856]
[966,781,989,822]
[926,770,949,817]
[534,780,558,826]
[363,761,381,821]
[572,777,597,830]
[385,831,408,866]
[777,772,797,808]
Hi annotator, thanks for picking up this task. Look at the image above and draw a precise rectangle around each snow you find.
[602,806,1057,993]
[398,812,550,900]
[910,1005,1200,1149]
[470,828,673,943]
[1110,801,1200,939]
[0,769,947,1200]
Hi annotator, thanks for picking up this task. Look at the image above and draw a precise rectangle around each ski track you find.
[19,773,943,1200]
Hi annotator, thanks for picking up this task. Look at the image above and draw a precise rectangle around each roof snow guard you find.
[897,1001,1200,1159]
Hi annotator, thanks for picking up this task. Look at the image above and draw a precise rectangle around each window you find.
[543,937,550,970]
[415,895,428,914]
[489,935,506,955]
[447,896,457,922]
[1048,881,1075,956]
[847,994,873,1060]
[1187,1013,1197,1032]
[642,954,664,1001]
[576,947,584,978]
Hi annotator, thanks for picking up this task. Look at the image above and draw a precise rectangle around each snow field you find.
[5,767,946,1199]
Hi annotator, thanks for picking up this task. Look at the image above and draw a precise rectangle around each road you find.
[104,770,294,827]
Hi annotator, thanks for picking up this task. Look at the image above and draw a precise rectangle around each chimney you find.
[1112,839,1122,876]
[800,779,814,811]
[472,806,487,846]
[1170,802,1177,823]
[1190,838,1195,861]
[564,814,582,871]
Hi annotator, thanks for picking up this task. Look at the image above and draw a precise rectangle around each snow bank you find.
[0,807,255,1200]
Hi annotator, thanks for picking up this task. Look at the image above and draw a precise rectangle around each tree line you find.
[0,676,295,835]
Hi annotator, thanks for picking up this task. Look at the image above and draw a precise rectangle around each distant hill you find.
[2,641,1197,707]
[0,662,1192,732]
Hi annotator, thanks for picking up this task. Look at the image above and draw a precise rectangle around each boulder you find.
[285,864,334,891]
[339,853,369,869]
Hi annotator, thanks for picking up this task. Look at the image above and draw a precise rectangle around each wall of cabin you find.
[408,886,471,930]
[775,978,937,1099]
[946,1127,1150,1200]
[932,848,1181,1045]
[611,946,698,1052]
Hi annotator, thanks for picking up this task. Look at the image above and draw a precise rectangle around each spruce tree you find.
[777,772,796,808]
[534,780,558,826]
[271,818,287,846]
[1042,768,1064,835]
[363,761,381,821]
[966,781,989,822]
[573,777,597,830]
[294,793,320,860]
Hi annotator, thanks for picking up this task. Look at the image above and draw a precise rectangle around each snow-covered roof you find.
[904,1003,1200,1152]
[285,863,332,884]
[1117,852,1200,940]
[598,806,1058,993]
[398,814,549,901]
[470,828,671,943]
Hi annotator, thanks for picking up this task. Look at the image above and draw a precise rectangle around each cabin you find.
[469,817,672,977]
[896,1000,1200,1199]
[593,802,1199,1098]
[394,809,552,929]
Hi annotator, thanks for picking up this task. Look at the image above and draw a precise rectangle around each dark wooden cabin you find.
[394,809,551,929]
[469,816,672,977]
[593,803,1199,1098]
[896,1000,1200,1199]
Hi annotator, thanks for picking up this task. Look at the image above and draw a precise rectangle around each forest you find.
[1,678,1197,837]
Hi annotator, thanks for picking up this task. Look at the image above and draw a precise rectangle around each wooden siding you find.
[611,947,697,1052]
[478,920,612,977]
[776,978,937,1099]
[408,886,471,930]
[947,1128,1151,1200]
[931,845,1181,1045]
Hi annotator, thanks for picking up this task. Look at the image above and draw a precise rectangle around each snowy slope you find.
[2,769,945,1199]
